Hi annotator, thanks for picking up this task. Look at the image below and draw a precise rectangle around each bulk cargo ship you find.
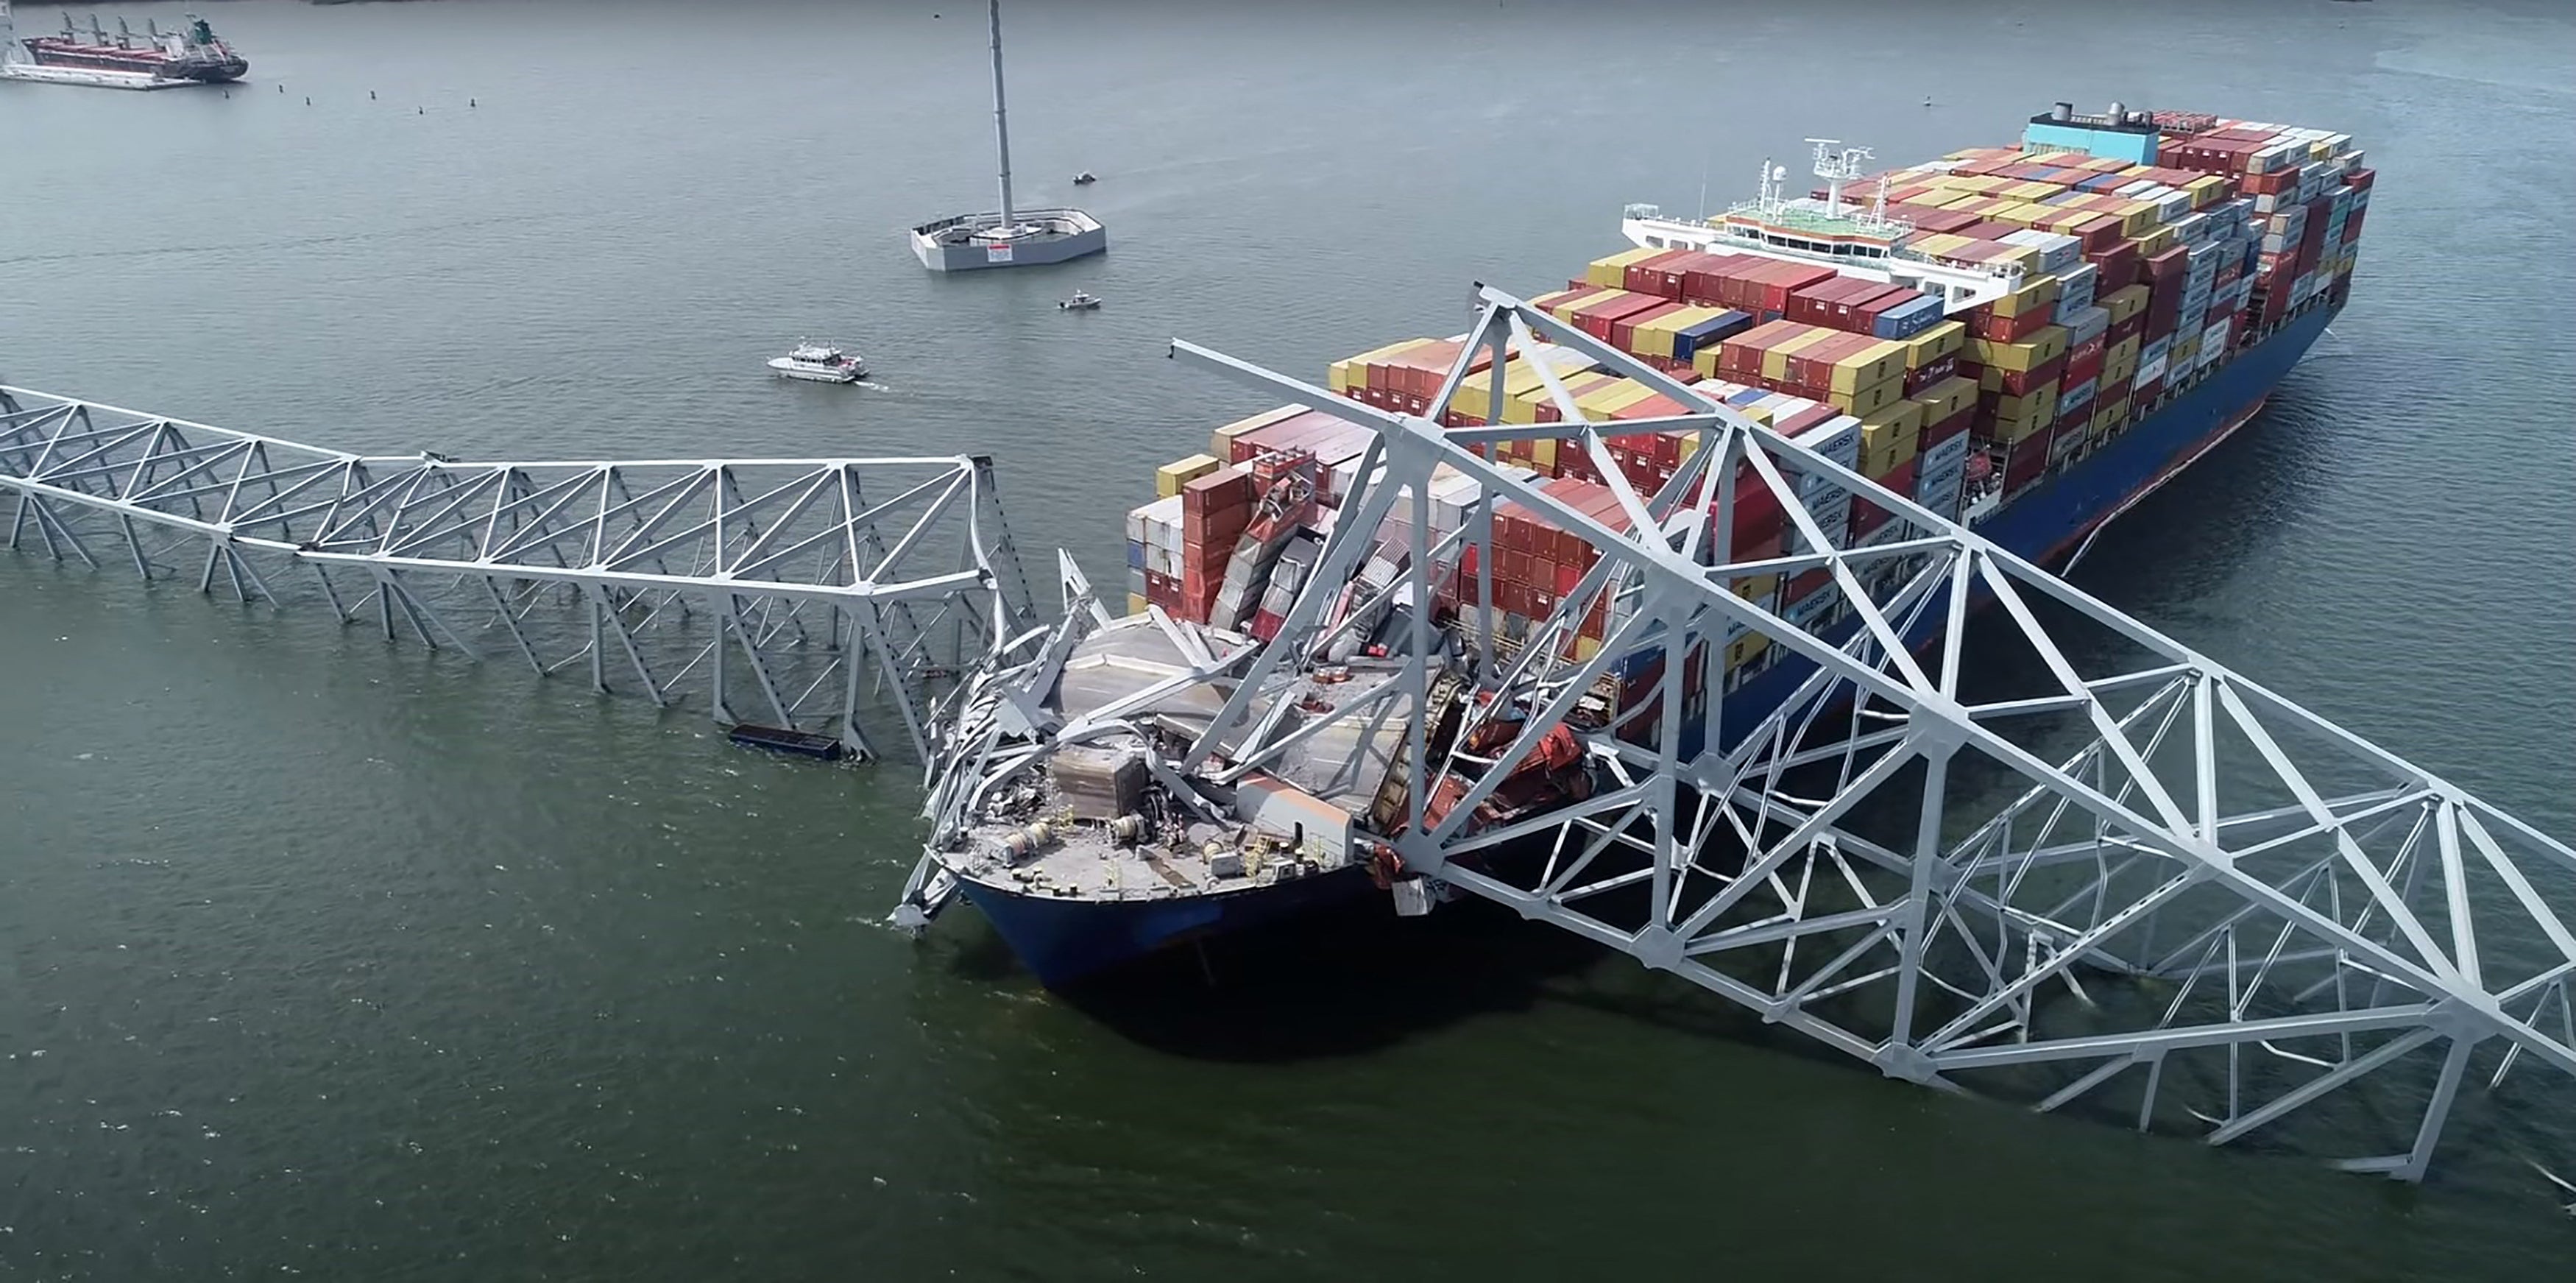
[906,102,2371,985]
[0,9,247,89]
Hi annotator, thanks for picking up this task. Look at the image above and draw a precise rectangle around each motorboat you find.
[1057,291,1102,311]
[1072,172,1097,185]
[767,340,866,383]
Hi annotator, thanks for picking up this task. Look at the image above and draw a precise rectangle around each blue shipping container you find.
[1671,310,1753,361]
[1872,294,1946,340]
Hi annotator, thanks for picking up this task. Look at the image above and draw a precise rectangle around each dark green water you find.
[4,1,2572,1278]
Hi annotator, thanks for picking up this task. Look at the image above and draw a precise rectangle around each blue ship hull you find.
[963,302,2339,988]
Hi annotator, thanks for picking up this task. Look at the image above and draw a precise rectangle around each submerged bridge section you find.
[921,285,2572,1187]
[0,386,1040,760]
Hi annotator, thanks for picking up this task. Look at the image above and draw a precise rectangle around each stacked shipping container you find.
[1125,107,2362,724]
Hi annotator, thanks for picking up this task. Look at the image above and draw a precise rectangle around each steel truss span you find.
[0,386,1038,762]
[1100,286,2576,1187]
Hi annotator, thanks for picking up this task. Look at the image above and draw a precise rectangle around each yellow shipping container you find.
[2172,334,2201,367]
[1911,374,1979,425]
[1691,347,1725,379]
[1128,593,1150,615]
[1830,377,1903,420]
[1995,202,2059,228]
[1577,379,1655,420]
[1989,274,2064,319]
[2182,174,2229,208]
[1906,319,1968,368]
[2001,182,2060,202]
[1571,635,1602,662]
[1735,572,1780,604]
[1761,327,1839,382]
[1968,325,2070,373]
[1911,233,1972,257]
[2133,225,2179,256]
[1631,305,1725,361]
[1530,437,1559,471]
[1585,247,1663,289]
[1210,405,1303,457]
[2101,395,2133,429]
[2098,283,2151,326]
[1508,372,1610,425]
[1860,401,1925,475]
[1827,339,1908,392]
[1989,380,2060,424]
[2112,205,2158,238]
[1725,632,1771,673]
[1156,453,1222,498]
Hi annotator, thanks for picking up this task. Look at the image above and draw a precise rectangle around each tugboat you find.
[766,340,866,383]
[1057,291,1102,311]
[1,11,250,89]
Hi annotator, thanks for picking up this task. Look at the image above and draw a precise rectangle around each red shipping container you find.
[1753,261,1840,314]
[2087,242,2142,292]
[1849,286,1922,335]
[1783,567,1831,604]
[1788,331,1868,389]
[1850,457,1917,537]
[2002,434,2052,489]
[1905,357,1959,395]
[1565,290,1664,342]
[1785,276,1861,328]
[1897,206,1980,235]
[1613,300,1692,355]
[1679,254,1749,307]
[1970,307,2055,343]
[1978,356,2064,398]
[1623,248,1700,300]
[1922,405,1975,448]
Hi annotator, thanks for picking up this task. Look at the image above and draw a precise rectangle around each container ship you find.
[0,10,248,89]
[908,102,2370,986]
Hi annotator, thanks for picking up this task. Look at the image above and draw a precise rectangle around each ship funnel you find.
[2107,100,2126,120]
[2051,102,2073,121]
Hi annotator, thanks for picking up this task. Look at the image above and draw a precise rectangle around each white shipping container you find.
[1917,431,1973,475]
[2134,355,2169,387]
[2063,305,2111,349]
[1854,519,1914,551]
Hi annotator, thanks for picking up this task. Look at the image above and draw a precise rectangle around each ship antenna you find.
[986,0,1016,233]
[1696,151,1710,222]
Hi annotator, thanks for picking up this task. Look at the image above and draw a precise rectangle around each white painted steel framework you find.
[1097,285,2576,1184]
[0,386,1038,760]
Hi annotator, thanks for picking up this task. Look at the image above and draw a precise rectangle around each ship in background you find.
[0,7,249,89]
[899,102,2370,986]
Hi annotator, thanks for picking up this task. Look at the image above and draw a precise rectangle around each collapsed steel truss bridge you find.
[913,283,2572,1187]
[0,385,1038,760]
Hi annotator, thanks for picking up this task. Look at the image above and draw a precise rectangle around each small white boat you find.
[1058,291,1101,311]
[1072,172,1097,185]
[767,340,866,383]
